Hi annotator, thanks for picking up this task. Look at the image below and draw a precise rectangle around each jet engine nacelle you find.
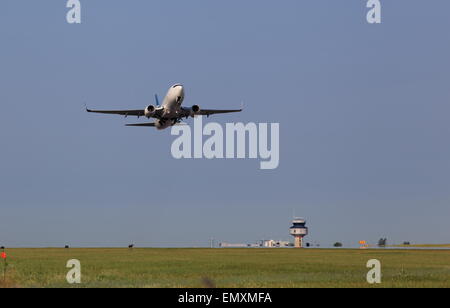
[191,105,201,117]
[145,105,156,118]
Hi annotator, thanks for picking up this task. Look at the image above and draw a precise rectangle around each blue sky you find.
[0,0,449,247]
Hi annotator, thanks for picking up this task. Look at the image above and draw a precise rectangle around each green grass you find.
[1,248,449,288]
[390,244,450,248]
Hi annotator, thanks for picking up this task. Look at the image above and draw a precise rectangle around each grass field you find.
[0,248,449,288]
[390,244,450,248]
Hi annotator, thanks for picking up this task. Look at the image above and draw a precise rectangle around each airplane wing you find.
[86,108,145,117]
[180,107,243,117]
[197,109,243,116]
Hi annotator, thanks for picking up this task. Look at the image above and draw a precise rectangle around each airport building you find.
[289,218,308,248]
[262,240,291,248]
[219,217,309,248]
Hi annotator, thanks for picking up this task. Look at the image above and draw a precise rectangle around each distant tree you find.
[64,245,70,249]
[306,243,311,248]
[334,242,343,248]
[128,244,134,249]
[378,238,387,247]
[403,242,411,246]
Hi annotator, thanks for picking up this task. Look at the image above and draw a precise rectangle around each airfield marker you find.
[359,240,369,249]
[1,251,7,282]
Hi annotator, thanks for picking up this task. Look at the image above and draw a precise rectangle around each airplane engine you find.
[191,105,201,117]
[144,105,156,118]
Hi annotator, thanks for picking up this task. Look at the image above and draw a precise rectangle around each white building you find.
[262,240,291,248]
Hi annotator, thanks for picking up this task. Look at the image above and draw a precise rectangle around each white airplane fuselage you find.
[154,84,185,130]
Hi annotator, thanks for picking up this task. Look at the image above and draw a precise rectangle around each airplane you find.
[86,84,243,130]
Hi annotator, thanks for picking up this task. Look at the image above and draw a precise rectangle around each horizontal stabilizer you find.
[125,122,156,127]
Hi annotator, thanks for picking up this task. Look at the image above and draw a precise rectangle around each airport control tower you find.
[290,218,308,248]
